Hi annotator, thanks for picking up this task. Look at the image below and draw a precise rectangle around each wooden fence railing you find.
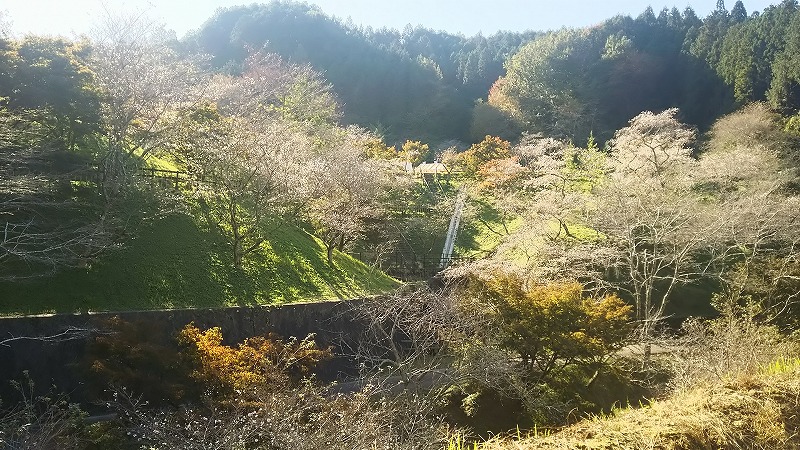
[64,167,191,190]
[138,167,189,189]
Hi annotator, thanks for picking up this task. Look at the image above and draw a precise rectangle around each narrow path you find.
[439,187,467,269]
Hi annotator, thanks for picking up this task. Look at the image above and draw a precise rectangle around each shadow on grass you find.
[0,213,398,315]
[455,196,518,257]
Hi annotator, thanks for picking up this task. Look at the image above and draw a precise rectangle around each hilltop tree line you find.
[187,0,800,148]
[486,0,800,145]
[186,1,538,144]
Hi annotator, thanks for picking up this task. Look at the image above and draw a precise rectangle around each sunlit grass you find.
[474,369,800,450]
[137,149,183,172]
[762,356,800,375]
[544,218,605,241]
[446,433,481,450]
[455,195,522,257]
[0,212,398,315]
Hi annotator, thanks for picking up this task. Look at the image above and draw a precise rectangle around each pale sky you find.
[0,0,781,39]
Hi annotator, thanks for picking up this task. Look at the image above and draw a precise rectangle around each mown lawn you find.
[0,212,398,315]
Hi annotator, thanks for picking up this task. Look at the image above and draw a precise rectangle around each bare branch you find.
[0,326,105,347]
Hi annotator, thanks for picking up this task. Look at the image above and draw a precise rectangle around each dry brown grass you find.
[479,368,800,450]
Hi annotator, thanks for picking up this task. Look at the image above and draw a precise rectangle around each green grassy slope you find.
[0,213,398,315]
[454,195,521,258]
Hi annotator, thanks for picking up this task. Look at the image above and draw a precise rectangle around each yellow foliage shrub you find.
[178,324,331,397]
[464,271,633,379]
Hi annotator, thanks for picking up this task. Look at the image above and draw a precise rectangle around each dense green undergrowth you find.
[0,212,398,315]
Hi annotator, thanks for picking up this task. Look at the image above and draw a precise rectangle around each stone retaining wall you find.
[0,300,370,405]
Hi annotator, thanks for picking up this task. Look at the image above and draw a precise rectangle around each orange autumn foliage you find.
[461,135,512,176]
[178,324,331,397]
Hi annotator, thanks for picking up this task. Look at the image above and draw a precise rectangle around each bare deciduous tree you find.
[357,286,530,406]
[208,52,340,129]
[115,379,445,450]
[695,111,800,322]
[516,134,604,240]
[479,107,800,337]
[0,108,116,279]
[175,107,311,268]
[580,110,729,334]
[608,108,695,184]
[307,127,409,265]
[90,11,207,197]
[0,376,86,450]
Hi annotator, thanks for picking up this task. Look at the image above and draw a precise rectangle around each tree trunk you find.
[641,342,652,371]
[326,244,334,266]
[233,242,243,269]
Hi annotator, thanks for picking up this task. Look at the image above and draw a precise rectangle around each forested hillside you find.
[2,0,799,327]
[187,1,538,144]
[486,0,800,144]
[188,0,800,149]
